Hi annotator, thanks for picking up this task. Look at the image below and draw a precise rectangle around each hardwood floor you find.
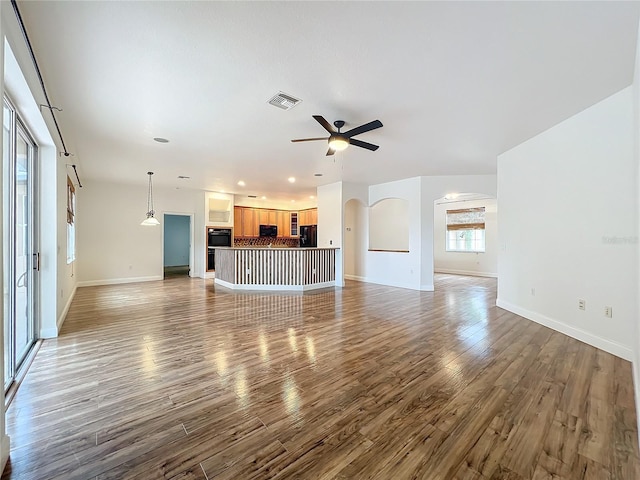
[2,274,639,479]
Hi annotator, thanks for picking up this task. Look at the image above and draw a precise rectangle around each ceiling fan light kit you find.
[328,135,349,151]
[292,115,383,156]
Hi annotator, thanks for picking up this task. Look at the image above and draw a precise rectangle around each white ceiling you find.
[16,1,640,202]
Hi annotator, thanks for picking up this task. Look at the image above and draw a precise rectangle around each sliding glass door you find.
[3,98,38,391]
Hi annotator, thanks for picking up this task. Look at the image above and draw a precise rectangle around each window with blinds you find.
[445,207,485,252]
[67,175,76,263]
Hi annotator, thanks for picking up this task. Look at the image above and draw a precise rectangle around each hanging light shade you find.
[328,134,349,152]
[141,171,160,226]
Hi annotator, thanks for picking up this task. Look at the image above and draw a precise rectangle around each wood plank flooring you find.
[2,274,639,479]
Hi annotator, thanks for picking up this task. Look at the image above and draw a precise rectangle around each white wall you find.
[339,176,497,291]
[434,198,497,277]
[77,182,209,285]
[497,87,636,361]
[317,182,343,286]
[369,198,410,251]
[234,195,316,211]
[367,177,423,290]
[632,17,640,438]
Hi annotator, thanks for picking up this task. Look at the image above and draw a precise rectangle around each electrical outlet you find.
[578,299,586,310]
[605,306,613,318]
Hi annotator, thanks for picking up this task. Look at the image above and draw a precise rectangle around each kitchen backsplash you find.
[233,237,299,247]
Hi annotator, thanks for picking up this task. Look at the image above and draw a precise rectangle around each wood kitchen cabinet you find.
[234,206,258,237]
[233,206,243,236]
[299,208,317,226]
[243,208,258,236]
[233,206,314,237]
[276,210,289,238]
[259,209,276,225]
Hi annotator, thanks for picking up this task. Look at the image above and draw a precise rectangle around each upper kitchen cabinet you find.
[234,206,259,237]
[299,208,317,226]
[276,210,289,238]
[258,209,277,226]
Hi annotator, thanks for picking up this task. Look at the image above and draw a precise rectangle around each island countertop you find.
[214,246,339,250]
[213,247,338,291]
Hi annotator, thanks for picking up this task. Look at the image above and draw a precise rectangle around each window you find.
[446,207,485,252]
[66,175,75,263]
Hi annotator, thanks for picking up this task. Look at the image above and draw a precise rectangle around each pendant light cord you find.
[147,172,154,215]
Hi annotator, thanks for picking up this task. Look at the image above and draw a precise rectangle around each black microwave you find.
[259,225,277,237]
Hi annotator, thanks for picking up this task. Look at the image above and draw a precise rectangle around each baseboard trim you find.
[347,276,427,292]
[77,276,163,287]
[214,279,335,291]
[344,274,366,282]
[496,298,633,361]
[435,268,497,278]
[0,434,10,476]
[54,283,77,336]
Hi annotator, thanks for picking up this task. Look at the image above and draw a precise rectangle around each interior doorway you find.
[344,199,368,282]
[163,214,192,278]
[433,193,497,278]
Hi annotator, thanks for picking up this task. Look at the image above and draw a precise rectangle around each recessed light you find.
[309,195,315,199]
[314,173,323,177]
[261,196,267,200]
[237,180,246,187]
[288,177,296,183]
[153,137,169,143]
[291,200,296,203]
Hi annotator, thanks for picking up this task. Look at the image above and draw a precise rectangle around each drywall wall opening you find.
[433,193,497,278]
[344,198,368,280]
[163,213,192,277]
[369,198,410,252]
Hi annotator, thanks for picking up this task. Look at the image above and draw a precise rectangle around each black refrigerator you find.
[299,225,317,247]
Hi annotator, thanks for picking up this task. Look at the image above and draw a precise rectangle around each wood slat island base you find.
[214,247,338,291]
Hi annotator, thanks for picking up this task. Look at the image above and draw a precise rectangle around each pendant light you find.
[141,171,160,226]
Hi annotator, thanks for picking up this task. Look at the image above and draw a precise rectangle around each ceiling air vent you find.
[268,92,302,110]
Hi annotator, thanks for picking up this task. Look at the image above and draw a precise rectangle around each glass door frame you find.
[3,95,38,392]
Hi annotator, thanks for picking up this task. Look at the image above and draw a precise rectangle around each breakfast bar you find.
[213,247,338,291]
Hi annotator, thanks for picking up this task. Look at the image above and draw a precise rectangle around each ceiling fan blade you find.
[326,147,335,156]
[313,115,335,133]
[350,138,379,151]
[343,120,383,138]
[291,137,328,143]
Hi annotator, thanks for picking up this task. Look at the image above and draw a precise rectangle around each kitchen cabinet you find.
[233,207,257,237]
[233,206,243,236]
[258,209,276,226]
[243,208,258,236]
[233,206,314,237]
[299,208,317,226]
[276,210,289,238]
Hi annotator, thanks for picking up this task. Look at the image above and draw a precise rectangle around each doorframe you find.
[2,95,39,391]
[162,212,195,277]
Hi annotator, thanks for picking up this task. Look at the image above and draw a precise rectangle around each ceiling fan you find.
[291,115,383,156]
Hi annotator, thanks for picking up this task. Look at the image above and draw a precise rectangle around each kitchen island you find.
[214,247,338,291]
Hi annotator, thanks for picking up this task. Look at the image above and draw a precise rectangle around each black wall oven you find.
[207,228,232,271]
